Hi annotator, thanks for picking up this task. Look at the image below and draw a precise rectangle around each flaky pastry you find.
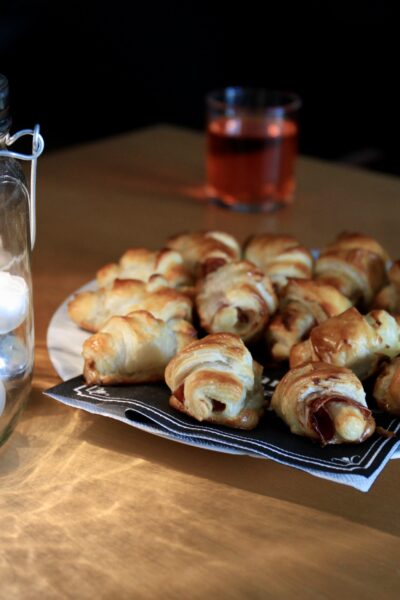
[195,260,277,343]
[68,278,192,332]
[165,230,241,278]
[373,260,400,314]
[267,278,352,361]
[96,247,191,290]
[165,333,265,430]
[315,232,389,308]
[243,233,314,291]
[83,311,196,385]
[373,357,400,416]
[290,307,400,380]
[271,362,375,445]
[321,232,390,262]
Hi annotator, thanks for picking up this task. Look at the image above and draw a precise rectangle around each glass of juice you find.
[206,88,302,212]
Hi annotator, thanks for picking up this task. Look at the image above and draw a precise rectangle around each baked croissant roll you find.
[290,307,400,380]
[267,279,352,361]
[373,357,400,416]
[165,230,241,278]
[271,362,375,445]
[195,260,278,343]
[315,232,389,308]
[165,333,265,430]
[321,232,390,262]
[373,260,400,314]
[68,278,192,332]
[96,247,191,290]
[243,233,314,291]
[83,311,196,385]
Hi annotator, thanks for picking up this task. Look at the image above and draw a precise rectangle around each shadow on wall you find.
[1,1,399,176]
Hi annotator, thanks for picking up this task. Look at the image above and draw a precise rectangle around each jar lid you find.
[0,74,11,133]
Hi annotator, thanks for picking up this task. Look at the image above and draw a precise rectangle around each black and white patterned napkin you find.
[44,372,400,492]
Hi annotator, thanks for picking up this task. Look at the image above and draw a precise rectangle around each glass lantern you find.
[0,74,44,445]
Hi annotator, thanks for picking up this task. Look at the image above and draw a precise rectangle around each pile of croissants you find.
[67,230,400,445]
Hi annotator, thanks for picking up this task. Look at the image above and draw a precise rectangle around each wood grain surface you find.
[1,125,400,599]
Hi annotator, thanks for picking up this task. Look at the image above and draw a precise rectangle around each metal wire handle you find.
[0,125,45,249]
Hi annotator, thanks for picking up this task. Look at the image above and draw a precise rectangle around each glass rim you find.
[206,87,302,115]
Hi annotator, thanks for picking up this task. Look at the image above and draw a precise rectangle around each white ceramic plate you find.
[47,280,97,381]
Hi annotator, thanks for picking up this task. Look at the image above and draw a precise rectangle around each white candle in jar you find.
[0,272,29,334]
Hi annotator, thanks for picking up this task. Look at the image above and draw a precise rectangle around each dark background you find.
[1,1,399,175]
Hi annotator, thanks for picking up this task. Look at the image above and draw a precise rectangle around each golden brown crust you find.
[68,278,193,332]
[164,333,265,430]
[195,260,277,343]
[169,393,262,430]
[271,362,375,444]
[96,247,192,290]
[323,231,390,262]
[243,233,314,291]
[166,230,241,278]
[267,279,352,361]
[315,232,389,307]
[290,307,400,380]
[373,357,400,416]
[373,260,400,314]
[83,310,197,385]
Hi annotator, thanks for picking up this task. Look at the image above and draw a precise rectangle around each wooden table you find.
[1,125,400,599]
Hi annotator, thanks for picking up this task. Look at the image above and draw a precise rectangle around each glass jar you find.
[0,74,44,445]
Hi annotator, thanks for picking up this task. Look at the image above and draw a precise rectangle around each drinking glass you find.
[206,88,302,212]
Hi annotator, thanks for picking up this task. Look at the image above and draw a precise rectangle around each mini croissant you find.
[373,357,400,416]
[290,307,400,380]
[83,311,196,385]
[271,362,375,445]
[96,247,191,290]
[267,279,352,361]
[165,333,266,430]
[195,260,278,343]
[315,232,389,308]
[321,232,390,261]
[243,233,314,291]
[68,278,192,332]
[165,230,241,278]
[373,260,400,314]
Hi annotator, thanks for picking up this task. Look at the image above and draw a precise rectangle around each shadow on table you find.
[76,406,398,538]
[16,386,396,537]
